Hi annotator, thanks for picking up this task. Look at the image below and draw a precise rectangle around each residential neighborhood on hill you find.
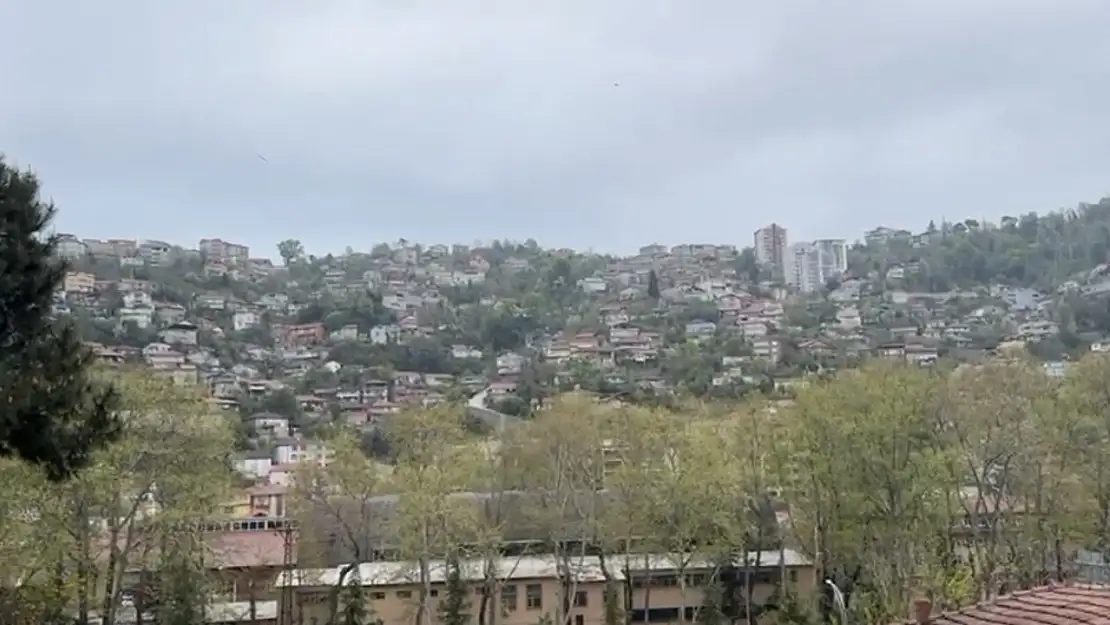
[9,154,1110,625]
[56,200,1110,429]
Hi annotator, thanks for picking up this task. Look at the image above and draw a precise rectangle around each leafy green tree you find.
[850,197,1110,290]
[697,575,727,625]
[479,310,537,353]
[154,533,210,625]
[277,238,304,266]
[736,247,760,283]
[240,387,306,426]
[119,320,156,348]
[0,157,120,481]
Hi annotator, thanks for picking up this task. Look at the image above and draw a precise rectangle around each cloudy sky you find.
[3,1,1110,258]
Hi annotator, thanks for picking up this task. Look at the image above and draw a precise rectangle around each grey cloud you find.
[3,0,1110,255]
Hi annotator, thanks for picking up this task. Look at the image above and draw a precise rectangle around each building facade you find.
[201,238,251,266]
[753,224,788,281]
[786,243,823,294]
[812,238,848,278]
[281,550,814,625]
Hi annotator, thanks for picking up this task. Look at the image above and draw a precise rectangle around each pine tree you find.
[647,269,661,299]
[438,551,471,625]
[0,157,119,480]
[341,568,376,625]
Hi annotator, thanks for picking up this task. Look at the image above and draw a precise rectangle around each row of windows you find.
[628,570,792,587]
[200,517,297,533]
[362,584,590,613]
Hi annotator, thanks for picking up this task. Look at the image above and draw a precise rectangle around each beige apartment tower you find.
[753,223,788,281]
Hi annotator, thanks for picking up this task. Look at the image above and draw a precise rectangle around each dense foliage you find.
[0,368,234,625]
[293,353,1110,624]
[0,157,119,480]
[851,201,1110,290]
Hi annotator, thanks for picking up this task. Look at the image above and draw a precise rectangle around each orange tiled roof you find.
[907,584,1110,625]
[207,530,293,569]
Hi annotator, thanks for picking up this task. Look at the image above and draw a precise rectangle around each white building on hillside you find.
[813,238,848,277]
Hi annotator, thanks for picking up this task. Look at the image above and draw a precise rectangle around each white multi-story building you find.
[813,238,848,278]
[786,242,824,294]
[56,235,89,259]
[753,223,788,280]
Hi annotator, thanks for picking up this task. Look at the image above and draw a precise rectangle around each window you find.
[397,590,412,599]
[686,574,707,587]
[629,608,680,623]
[526,584,543,610]
[371,592,386,600]
[575,615,585,625]
[789,569,798,583]
[574,590,588,607]
[430,589,439,598]
[213,577,235,598]
[501,584,518,612]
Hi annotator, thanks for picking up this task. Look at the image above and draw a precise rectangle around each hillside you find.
[848,196,1110,291]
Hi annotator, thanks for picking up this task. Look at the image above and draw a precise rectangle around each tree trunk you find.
[76,498,91,625]
[102,516,121,625]
[417,554,432,625]
[328,563,356,625]
[249,577,258,625]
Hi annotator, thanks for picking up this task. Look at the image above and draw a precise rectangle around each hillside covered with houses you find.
[54,198,1110,455]
[12,152,1110,625]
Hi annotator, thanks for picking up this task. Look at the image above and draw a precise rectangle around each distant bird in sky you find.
[613,81,620,87]
[256,154,269,163]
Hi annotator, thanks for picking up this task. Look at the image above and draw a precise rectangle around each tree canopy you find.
[851,200,1110,290]
[0,157,119,480]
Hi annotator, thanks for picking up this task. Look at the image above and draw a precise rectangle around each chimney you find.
[913,598,933,625]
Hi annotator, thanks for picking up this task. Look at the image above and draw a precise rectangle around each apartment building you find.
[786,243,824,294]
[139,239,174,266]
[753,224,788,281]
[63,270,97,294]
[812,238,848,277]
[785,239,849,294]
[201,238,251,266]
[82,238,138,258]
[281,550,814,625]
[56,234,89,259]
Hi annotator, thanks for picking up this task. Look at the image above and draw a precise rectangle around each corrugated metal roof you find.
[276,549,810,588]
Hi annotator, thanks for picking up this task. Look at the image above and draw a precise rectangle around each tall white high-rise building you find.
[753,223,788,280]
[786,243,824,294]
[813,238,848,278]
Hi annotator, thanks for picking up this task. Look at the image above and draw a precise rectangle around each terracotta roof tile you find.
[206,530,295,569]
[911,585,1110,625]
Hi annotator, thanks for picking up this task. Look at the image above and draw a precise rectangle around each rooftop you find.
[908,584,1110,625]
[277,549,810,588]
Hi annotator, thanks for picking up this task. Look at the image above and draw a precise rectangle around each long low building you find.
[277,549,814,625]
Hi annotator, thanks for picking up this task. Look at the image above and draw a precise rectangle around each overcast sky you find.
[3,1,1110,258]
